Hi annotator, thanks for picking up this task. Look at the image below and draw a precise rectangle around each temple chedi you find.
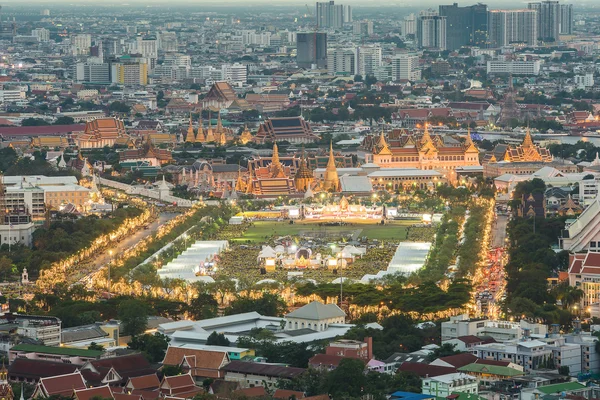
[239,125,253,144]
[322,142,340,192]
[185,114,196,143]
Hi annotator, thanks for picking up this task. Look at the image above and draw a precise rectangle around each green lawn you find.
[231,220,418,243]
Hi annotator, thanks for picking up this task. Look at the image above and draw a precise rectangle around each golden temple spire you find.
[205,112,215,142]
[377,129,392,155]
[270,142,286,178]
[523,127,534,148]
[186,113,195,143]
[323,141,339,192]
[421,123,432,144]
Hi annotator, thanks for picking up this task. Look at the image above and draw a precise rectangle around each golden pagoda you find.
[185,113,196,143]
[322,141,340,192]
[205,113,216,142]
[294,148,314,192]
[196,113,206,143]
[235,165,246,192]
[240,124,253,145]
[216,112,227,145]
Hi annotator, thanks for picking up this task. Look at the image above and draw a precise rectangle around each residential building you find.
[296,32,327,69]
[417,12,447,50]
[486,60,541,75]
[75,61,111,84]
[316,1,350,29]
[441,314,547,342]
[353,20,373,36]
[422,373,478,396]
[487,9,538,47]
[72,34,91,56]
[327,48,356,76]
[575,73,594,89]
[471,340,552,372]
[355,46,382,77]
[391,53,421,81]
[560,3,573,35]
[528,1,560,42]
[401,14,417,37]
[31,28,49,42]
[223,361,305,389]
[111,62,148,86]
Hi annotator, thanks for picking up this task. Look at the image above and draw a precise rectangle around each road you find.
[492,214,509,248]
[91,212,178,269]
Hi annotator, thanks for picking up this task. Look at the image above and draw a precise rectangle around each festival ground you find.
[215,219,436,284]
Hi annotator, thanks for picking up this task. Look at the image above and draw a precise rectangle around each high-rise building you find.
[401,14,417,38]
[296,32,327,69]
[353,20,373,36]
[528,1,560,42]
[327,48,356,76]
[316,1,348,29]
[417,11,447,50]
[71,34,91,56]
[136,36,158,58]
[391,53,421,81]
[356,46,382,77]
[222,63,247,84]
[75,61,111,84]
[488,9,537,47]
[560,3,573,35]
[31,28,49,42]
[439,3,489,50]
[159,31,178,52]
[111,62,148,86]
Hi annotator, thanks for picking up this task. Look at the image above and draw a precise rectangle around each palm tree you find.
[554,283,585,310]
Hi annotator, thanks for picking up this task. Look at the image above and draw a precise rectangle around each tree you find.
[88,342,105,352]
[364,75,377,86]
[187,293,218,321]
[53,116,75,125]
[109,101,131,113]
[224,293,287,317]
[324,358,366,398]
[118,299,149,337]
[128,333,170,363]
[206,331,231,346]
[425,343,462,362]
[0,256,14,281]
[21,118,49,126]
[162,365,183,376]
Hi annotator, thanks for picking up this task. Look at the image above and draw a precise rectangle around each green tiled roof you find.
[458,363,525,377]
[537,382,586,394]
[10,344,103,358]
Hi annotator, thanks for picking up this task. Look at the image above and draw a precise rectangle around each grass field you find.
[231,220,419,243]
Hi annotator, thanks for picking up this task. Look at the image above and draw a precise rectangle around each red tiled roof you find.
[456,335,488,345]
[114,393,143,400]
[273,389,305,399]
[81,354,155,385]
[437,353,478,368]
[8,359,78,380]
[233,387,267,398]
[583,252,600,267]
[397,362,456,377]
[127,374,160,390]
[0,124,85,137]
[163,347,228,370]
[308,354,344,368]
[40,372,87,397]
[162,374,195,390]
[74,385,113,400]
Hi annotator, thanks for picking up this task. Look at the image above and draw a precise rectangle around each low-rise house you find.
[222,361,305,389]
[162,347,229,380]
[159,374,203,398]
[79,354,156,386]
[125,374,161,391]
[458,363,525,388]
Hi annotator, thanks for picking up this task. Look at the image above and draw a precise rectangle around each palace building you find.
[118,140,173,166]
[365,125,480,182]
[255,116,318,144]
[76,118,129,149]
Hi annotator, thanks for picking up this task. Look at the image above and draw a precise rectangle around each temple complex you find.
[185,113,234,145]
[255,116,318,144]
[483,129,553,163]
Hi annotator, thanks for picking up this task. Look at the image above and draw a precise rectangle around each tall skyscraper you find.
[439,3,489,50]
[417,11,447,50]
[297,32,327,69]
[528,0,560,42]
[488,9,537,47]
[560,4,573,35]
[316,1,349,29]
[401,14,417,38]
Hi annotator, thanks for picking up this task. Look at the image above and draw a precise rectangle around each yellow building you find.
[112,62,148,86]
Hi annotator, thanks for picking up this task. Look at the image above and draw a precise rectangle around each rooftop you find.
[10,344,103,358]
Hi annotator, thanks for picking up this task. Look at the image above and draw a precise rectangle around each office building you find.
[136,35,158,58]
[487,60,541,75]
[391,53,421,81]
[488,9,538,47]
[71,34,91,56]
[296,32,327,69]
[439,3,488,51]
[327,48,356,76]
[528,1,560,42]
[356,45,382,77]
[111,62,148,85]
[560,3,573,35]
[417,12,447,50]
[222,63,247,85]
[316,1,350,29]
[575,73,594,89]
[75,61,111,84]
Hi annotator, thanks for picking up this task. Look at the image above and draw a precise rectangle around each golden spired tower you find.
[269,142,286,178]
[185,114,195,143]
[294,148,314,192]
[322,141,340,192]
